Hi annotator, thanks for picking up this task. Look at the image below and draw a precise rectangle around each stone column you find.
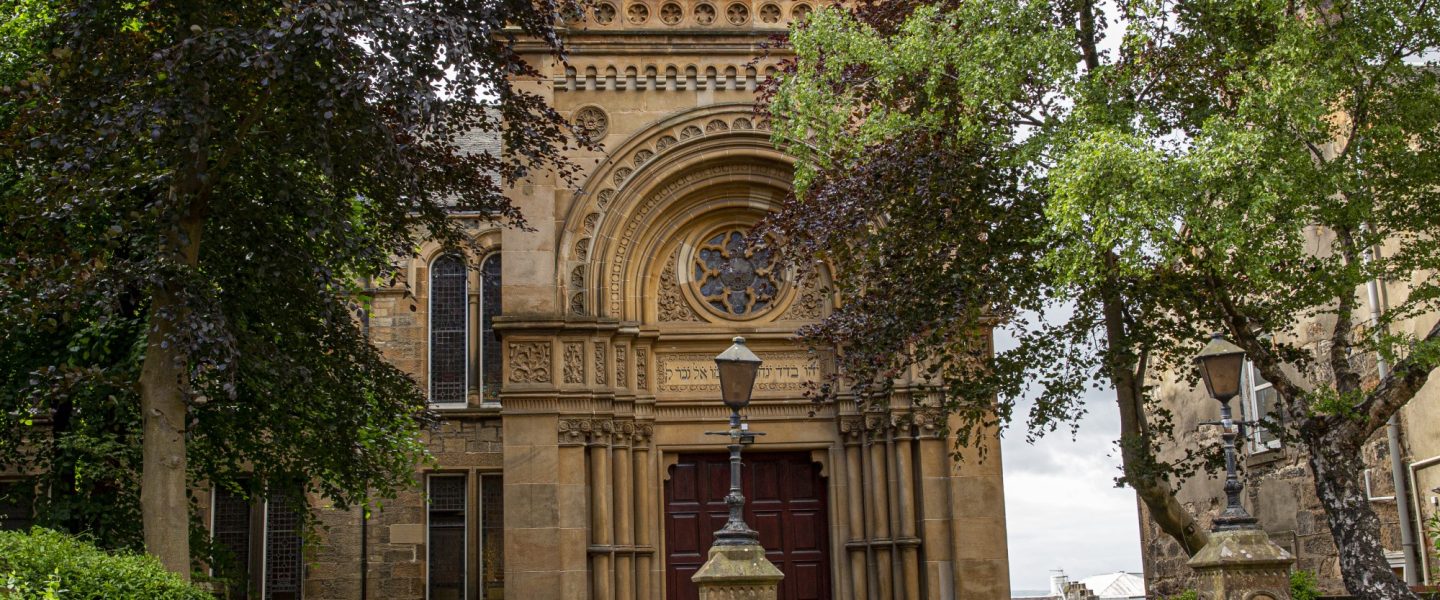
[1186,529,1295,600]
[590,435,614,600]
[690,544,785,600]
[841,420,869,598]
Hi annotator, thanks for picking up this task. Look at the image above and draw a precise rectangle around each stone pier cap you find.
[691,543,785,598]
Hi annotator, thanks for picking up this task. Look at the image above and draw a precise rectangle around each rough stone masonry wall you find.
[305,418,503,600]
[1140,424,1404,598]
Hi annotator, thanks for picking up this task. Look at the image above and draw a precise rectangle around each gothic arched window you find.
[478,253,502,399]
[430,254,468,406]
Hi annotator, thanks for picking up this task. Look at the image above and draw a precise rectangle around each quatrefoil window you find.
[690,228,783,318]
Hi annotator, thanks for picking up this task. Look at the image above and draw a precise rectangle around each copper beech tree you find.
[1,0,587,577]
[765,1,1440,599]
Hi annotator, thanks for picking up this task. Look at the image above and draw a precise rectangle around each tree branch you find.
[1337,318,1440,446]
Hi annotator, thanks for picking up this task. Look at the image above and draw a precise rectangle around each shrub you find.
[0,528,211,599]
[1291,569,1321,600]
[1159,590,1198,600]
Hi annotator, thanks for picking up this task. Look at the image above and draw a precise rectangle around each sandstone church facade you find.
[197,3,1011,598]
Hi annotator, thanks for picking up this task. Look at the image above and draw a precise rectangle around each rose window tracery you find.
[690,228,783,318]
[594,2,617,24]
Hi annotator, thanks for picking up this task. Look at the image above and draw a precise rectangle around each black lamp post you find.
[709,336,764,546]
[1195,333,1259,531]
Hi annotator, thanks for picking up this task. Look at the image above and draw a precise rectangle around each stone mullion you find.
[589,432,614,600]
[842,421,869,599]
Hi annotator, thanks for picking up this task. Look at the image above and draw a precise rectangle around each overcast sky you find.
[996,325,1145,593]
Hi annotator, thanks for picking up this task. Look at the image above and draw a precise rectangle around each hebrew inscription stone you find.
[656,351,820,394]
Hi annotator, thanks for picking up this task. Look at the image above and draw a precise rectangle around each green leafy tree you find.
[1,0,586,577]
[767,1,1440,599]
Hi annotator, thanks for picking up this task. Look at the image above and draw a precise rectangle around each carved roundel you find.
[660,2,683,24]
[726,2,749,24]
[694,3,717,24]
[758,3,781,23]
[791,3,811,20]
[573,106,609,142]
[627,2,650,24]
[687,227,785,319]
[594,2,617,24]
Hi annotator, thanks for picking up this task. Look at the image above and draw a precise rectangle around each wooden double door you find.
[664,451,831,600]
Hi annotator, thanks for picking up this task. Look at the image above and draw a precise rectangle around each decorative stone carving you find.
[680,125,703,140]
[596,188,616,209]
[564,342,585,384]
[791,3,811,19]
[575,238,590,261]
[571,292,586,315]
[634,149,654,166]
[594,2,617,24]
[694,3,716,24]
[595,343,607,385]
[779,277,824,321]
[508,342,552,384]
[659,249,703,322]
[583,212,600,235]
[660,2,683,24]
[732,117,753,130]
[655,135,678,152]
[636,348,648,390]
[626,2,649,23]
[573,106,609,141]
[570,265,585,290]
[758,3,780,23]
[613,166,633,186]
[616,343,629,387]
[725,2,749,24]
[705,118,729,133]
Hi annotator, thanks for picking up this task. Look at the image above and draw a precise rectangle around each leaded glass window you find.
[480,475,504,598]
[691,228,782,318]
[212,487,253,599]
[428,475,467,600]
[431,255,468,406]
[264,494,304,600]
[480,254,502,399]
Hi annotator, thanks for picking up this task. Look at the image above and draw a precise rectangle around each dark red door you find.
[665,452,831,600]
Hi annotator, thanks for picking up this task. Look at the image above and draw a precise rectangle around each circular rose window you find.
[690,228,784,318]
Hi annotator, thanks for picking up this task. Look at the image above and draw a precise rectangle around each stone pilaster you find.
[1187,529,1296,600]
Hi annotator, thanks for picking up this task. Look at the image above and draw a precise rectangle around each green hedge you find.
[0,528,211,599]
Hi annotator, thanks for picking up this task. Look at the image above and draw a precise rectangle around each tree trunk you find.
[1308,434,1418,600]
[138,207,204,579]
[1099,264,1210,556]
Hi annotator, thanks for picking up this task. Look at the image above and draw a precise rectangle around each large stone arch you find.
[557,102,793,321]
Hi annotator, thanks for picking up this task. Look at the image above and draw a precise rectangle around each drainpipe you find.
[1363,243,1420,586]
[1409,455,1440,585]
[359,276,373,600]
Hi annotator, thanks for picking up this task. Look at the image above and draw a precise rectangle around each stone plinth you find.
[691,543,784,600]
[1187,529,1295,600]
